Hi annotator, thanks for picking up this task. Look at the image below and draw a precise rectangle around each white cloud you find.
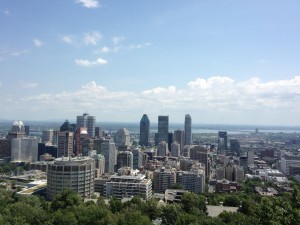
[33,38,45,47]
[128,42,152,49]
[75,57,107,67]
[59,35,77,45]
[10,50,29,57]
[100,46,110,53]
[84,31,102,45]
[76,0,100,8]
[20,82,38,89]
[3,76,300,125]
[112,36,125,45]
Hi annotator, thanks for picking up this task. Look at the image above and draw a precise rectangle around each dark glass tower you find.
[157,115,169,144]
[184,114,192,145]
[139,114,150,146]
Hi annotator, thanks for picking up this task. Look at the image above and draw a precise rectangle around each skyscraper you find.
[139,114,150,146]
[157,115,169,144]
[76,113,96,138]
[184,114,192,145]
[57,131,74,157]
[174,129,185,152]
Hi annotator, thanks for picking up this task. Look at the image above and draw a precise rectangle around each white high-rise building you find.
[11,137,38,162]
[47,156,95,200]
[76,113,96,138]
[105,168,152,200]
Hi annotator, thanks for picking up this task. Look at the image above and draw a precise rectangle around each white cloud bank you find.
[2,76,300,125]
[75,57,107,66]
[76,0,99,8]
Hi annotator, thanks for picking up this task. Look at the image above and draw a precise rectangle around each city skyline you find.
[1,1,300,125]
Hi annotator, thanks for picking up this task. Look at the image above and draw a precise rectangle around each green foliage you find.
[50,188,83,211]
[223,195,240,207]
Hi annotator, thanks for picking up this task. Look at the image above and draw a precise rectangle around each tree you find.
[161,203,183,225]
[181,192,207,214]
[109,197,123,213]
[50,189,83,211]
[223,195,240,207]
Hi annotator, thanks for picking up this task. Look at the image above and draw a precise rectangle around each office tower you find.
[153,168,176,193]
[168,132,173,151]
[57,131,74,157]
[95,127,103,138]
[230,139,241,156]
[281,154,300,175]
[247,150,254,165]
[42,129,54,144]
[184,114,192,145]
[116,151,133,170]
[176,163,205,194]
[82,138,94,156]
[174,129,185,153]
[132,148,143,169]
[74,128,88,156]
[101,139,117,173]
[170,142,180,157]
[38,143,57,159]
[144,148,157,160]
[11,137,38,162]
[139,114,150,146]
[218,131,228,154]
[24,125,30,136]
[47,156,95,200]
[60,120,75,132]
[157,115,169,144]
[76,113,96,138]
[153,168,174,190]
[92,154,105,178]
[7,121,26,141]
[0,139,11,159]
[190,145,209,177]
[157,141,168,157]
[52,130,58,145]
[105,168,152,200]
[114,128,131,147]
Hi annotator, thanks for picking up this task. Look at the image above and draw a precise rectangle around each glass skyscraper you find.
[139,114,150,146]
[157,115,169,144]
[184,114,192,145]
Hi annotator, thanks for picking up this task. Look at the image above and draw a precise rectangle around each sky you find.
[0,0,300,126]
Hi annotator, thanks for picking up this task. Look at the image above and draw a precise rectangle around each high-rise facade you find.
[157,115,169,144]
[190,145,209,177]
[105,168,152,200]
[170,142,180,157]
[157,141,168,157]
[184,114,192,145]
[153,168,176,193]
[57,131,74,157]
[11,137,38,162]
[47,156,95,200]
[116,151,133,170]
[174,129,185,152]
[139,114,150,146]
[76,113,96,138]
[101,139,117,173]
[114,128,131,147]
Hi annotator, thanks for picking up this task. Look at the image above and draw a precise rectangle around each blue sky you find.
[0,0,300,125]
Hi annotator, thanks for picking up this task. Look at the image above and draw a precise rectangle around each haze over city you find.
[1,0,300,125]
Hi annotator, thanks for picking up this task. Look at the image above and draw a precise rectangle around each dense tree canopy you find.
[0,187,300,224]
